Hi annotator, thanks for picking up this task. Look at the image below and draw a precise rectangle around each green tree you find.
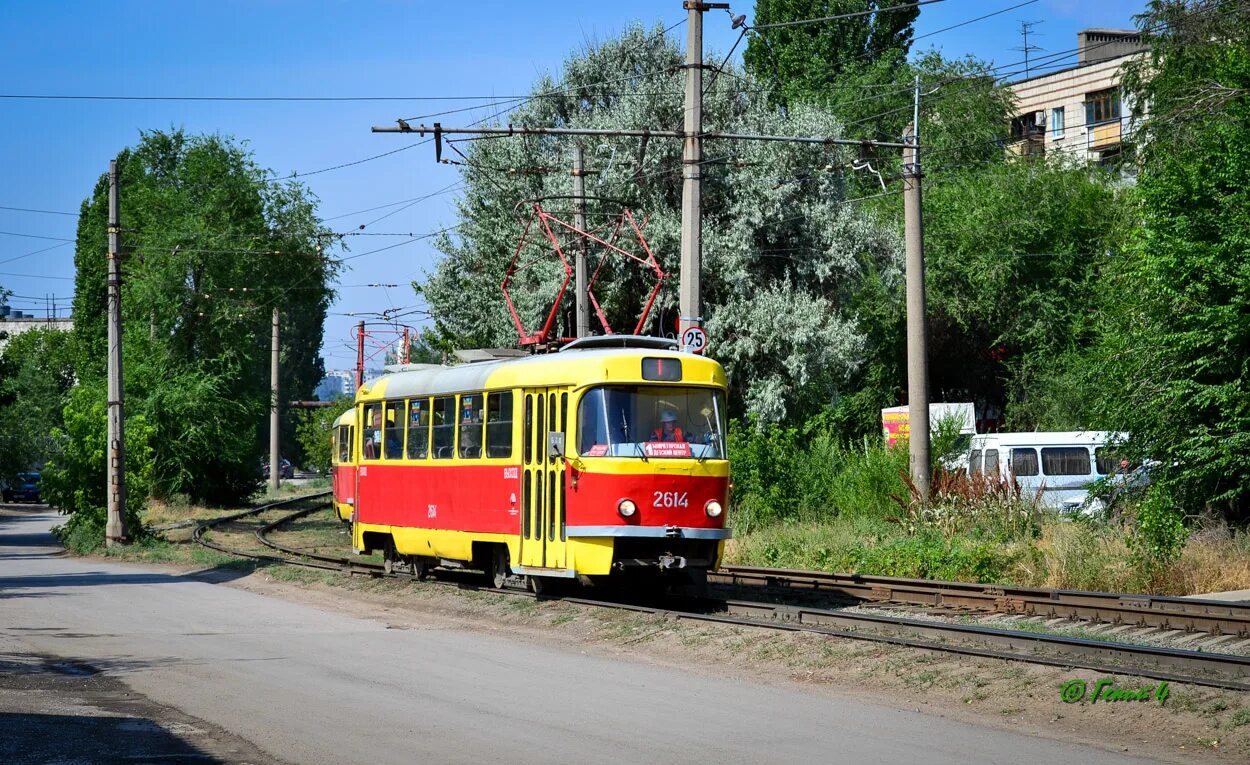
[66,129,337,507]
[743,0,919,108]
[1079,0,1250,519]
[0,327,77,480]
[421,24,900,423]
[295,397,352,475]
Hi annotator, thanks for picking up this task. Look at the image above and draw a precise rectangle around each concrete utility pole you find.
[356,320,366,390]
[106,159,128,547]
[571,143,590,338]
[904,99,931,496]
[402,326,410,364]
[678,1,715,348]
[270,308,281,492]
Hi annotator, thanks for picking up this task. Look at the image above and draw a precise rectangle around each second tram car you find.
[330,408,356,523]
[345,336,730,590]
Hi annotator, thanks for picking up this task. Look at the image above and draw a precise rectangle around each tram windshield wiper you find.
[620,412,647,462]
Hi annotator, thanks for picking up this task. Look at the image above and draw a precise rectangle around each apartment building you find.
[1006,29,1146,164]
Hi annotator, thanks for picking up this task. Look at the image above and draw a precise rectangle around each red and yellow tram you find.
[341,336,730,590]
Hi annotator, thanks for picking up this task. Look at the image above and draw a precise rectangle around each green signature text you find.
[1060,678,1169,704]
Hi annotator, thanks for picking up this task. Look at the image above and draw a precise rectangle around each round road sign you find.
[681,326,708,354]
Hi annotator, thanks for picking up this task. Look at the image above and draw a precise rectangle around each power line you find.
[752,0,944,30]
[0,205,76,217]
[0,230,74,242]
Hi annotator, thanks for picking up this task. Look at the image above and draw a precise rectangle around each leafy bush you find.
[45,383,155,553]
[1130,484,1188,568]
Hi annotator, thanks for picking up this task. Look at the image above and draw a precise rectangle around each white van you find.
[967,431,1130,514]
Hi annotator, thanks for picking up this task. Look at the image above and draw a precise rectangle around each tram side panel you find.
[356,461,522,562]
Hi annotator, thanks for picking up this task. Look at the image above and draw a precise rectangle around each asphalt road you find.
[0,508,1156,765]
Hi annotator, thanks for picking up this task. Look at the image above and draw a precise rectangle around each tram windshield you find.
[577,386,727,460]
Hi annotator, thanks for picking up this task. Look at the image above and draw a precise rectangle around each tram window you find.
[432,397,456,459]
[407,398,430,459]
[576,385,727,459]
[486,392,514,458]
[1011,448,1039,477]
[536,395,545,462]
[523,471,532,538]
[984,449,1000,475]
[335,426,348,462]
[969,449,982,475]
[459,394,485,458]
[524,394,534,465]
[382,401,405,460]
[362,404,382,461]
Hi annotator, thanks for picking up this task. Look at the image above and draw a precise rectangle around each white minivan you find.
[967,431,1131,514]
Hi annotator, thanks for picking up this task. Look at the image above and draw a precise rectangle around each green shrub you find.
[1130,484,1188,568]
[46,383,155,553]
[850,532,1018,583]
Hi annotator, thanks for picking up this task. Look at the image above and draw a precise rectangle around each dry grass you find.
[1164,525,1250,595]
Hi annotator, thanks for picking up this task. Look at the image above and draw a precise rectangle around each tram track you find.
[192,495,1250,691]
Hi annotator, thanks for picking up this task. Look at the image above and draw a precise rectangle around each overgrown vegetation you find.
[726,420,1250,594]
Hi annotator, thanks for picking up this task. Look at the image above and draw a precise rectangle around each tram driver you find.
[649,409,686,443]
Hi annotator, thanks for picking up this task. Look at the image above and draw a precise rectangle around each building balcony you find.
[1007,134,1045,157]
[1087,119,1122,150]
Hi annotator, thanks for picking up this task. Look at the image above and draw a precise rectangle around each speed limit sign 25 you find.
[681,326,707,354]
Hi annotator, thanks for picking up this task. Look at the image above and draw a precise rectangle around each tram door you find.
[520,387,568,570]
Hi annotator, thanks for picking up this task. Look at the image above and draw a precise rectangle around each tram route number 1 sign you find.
[680,326,707,354]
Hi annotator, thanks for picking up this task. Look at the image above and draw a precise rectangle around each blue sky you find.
[0,0,1145,368]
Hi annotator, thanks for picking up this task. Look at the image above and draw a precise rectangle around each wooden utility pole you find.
[106,159,128,547]
[571,143,590,338]
[270,308,281,492]
[903,79,931,497]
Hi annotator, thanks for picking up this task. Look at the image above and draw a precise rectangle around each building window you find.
[1051,106,1064,136]
[1085,89,1121,126]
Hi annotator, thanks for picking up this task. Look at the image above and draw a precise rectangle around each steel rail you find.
[712,565,1250,639]
[194,501,1250,691]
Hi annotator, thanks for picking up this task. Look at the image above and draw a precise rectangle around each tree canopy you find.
[743,0,919,108]
[421,24,900,422]
[54,129,337,514]
[1075,0,1250,518]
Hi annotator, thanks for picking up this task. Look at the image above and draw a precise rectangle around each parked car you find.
[261,458,295,479]
[2,472,42,503]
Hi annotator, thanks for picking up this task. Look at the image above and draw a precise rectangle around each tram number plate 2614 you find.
[652,491,689,508]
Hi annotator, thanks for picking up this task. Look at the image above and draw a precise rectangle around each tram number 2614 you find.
[652,491,689,509]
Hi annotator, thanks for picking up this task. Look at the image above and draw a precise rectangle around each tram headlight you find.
[705,500,723,518]
[617,499,637,518]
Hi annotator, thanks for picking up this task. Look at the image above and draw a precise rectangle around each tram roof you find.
[332,408,355,427]
[357,345,725,401]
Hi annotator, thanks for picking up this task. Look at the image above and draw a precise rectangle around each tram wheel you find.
[382,538,398,576]
[490,547,510,589]
[413,556,431,580]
